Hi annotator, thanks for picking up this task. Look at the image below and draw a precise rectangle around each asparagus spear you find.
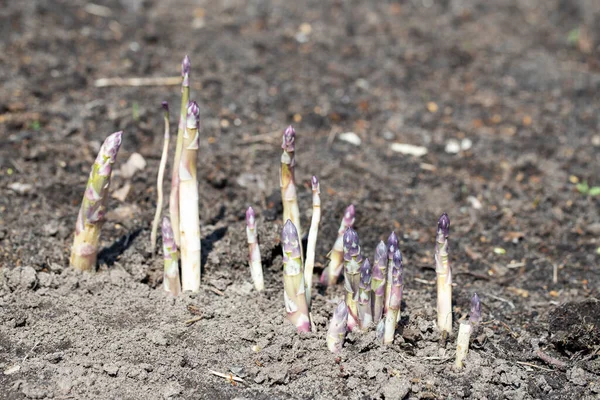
[371,240,387,324]
[320,204,355,287]
[169,55,191,247]
[358,258,373,329]
[304,176,321,306]
[384,231,399,317]
[179,101,201,292]
[282,219,311,332]
[70,131,123,271]
[151,102,170,253]
[435,213,452,336]
[280,126,302,257]
[343,227,363,331]
[455,293,481,368]
[383,249,403,344]
[376,319,385,342]
[162,217,181,296]
[246,206,264,292]
[326,300,348,353]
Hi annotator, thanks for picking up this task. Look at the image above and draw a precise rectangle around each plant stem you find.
[455,322,472,368]
[358,258,372,329]
[343,227,363,331]
[162,217,181,296]
[246,206,264,292]
[435,213,452,336]
[282,219,311,332]
[280,126,302,259]
[384,231,399,317]
[151,102,170,253]
[371,240,387,324]
[320,204,355,286]
[304,176,321,306]
[384,249,403,344]
[327,300,348,353]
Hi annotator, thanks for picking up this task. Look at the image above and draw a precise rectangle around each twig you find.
[184,316,203,326]
[207,286,224,296]
[208,369,245,383]
[515,361,553,372]
[22,340,40,362]
[487,293,515,309]
[414,278,435,285]
[531,339,568,369]
[94,77,182,88]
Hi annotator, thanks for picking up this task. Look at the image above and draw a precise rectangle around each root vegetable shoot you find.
[358,258,373,329]
[304,176,321,306]
[371,240,387,324]
[455,293,481,368]
[70,131,123,271]
[281,219,311,332]
[327,300,348,353]
[151,102,170,253]
[384,231,399,317]
[320,204,355,286]
[435,213,452,336]
[246,206,264,292]
[162,217,181,296]
[342,227,363,331]
[280,126,302,257]
[179,101,201,292]
[383,249,403,344]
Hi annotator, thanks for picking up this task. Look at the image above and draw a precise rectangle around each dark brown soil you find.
[1,0,600,399]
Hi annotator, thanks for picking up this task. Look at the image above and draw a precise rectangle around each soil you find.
[1,0,600,399]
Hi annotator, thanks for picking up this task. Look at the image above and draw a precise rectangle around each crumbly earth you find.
[1,0,600,399]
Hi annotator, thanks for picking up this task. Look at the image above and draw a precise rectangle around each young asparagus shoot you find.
[371,240,388,324]
[304,176,321,306]
[169,55,191,247]
[455,293,481,368]
[320,204,356,286]
[376,319,385,342]
[151,102,170,253]
[179,101,201,292]
[343,227,363,331]
[358,258,373,329]
[246,206,264,292]
[384,231,399,317]
[435,213,452,336]
[280,126,302,256]
[282,220,311,332]
[327,300,348,353]
[384,249,403,344]
[70,131,123,271]
[162,217,181,296]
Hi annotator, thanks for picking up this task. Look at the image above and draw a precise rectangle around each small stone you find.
[37,272,54,288]
[103,364,119,376]
[569,367,588,386]
[339,132,362,146]
[445,139,461,154]
[42,222,59,236]
[382,377,410,399]
[390,143,428,157]
[19,267,38,290]
[366,361,384,379]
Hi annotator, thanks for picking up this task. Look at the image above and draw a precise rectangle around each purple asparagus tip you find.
[186,100,200,128]
[343,204,356,227]
[311,176,319,191]
[246,206,256,229]
[335,299,348,320]
[375,241,387,265]
[438,213,450,237]
[392,249,403,285]
[470,293,481,325]
[282,125,296,152]
[281,219,301,260]
[360,258,372,287]
[103,131,123,162]
[387,231,399,259]
[343,227,360,259]
[161,217,176,250]
[182,55,191,76]
[161,101,169,112]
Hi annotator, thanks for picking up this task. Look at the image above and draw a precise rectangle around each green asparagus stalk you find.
[282,219,311,332]
[246,206,264,292]
[358,258,373,329]
[151,102,170,253]
[384,231,399,317]
[455,293,481,368]
[384,249,403,344]
[169,55,191,247]
[304,176,321,306]
[320,204,355,286]
[179,101,201,292]
[435,213,452,336]
[280,126,302,258]
[327,300,348,353]
[343,227,363,331]
[162,217,181,296]
[371,240,387,324]
[70,131,123,271]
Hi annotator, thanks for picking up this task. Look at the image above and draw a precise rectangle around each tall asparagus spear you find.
[320,204,355,287]
[304,176,321,306]
[384,231,399,317]
[162,217,181,296]
[343,227,363,331]
[455,293,481,368]
[169,55,191,247]
[151,102,170,253]
[246,206,264,292]
[327,300,348,353]
[281,219,311,332]
[70,131,123,271]
[383,249,403,344]
[358,258,373,329]
[280,126,302,257]
[371,240,388,324]
[179,101,201,292]
[435,213,452,336]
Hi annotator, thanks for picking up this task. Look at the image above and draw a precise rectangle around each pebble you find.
[339,132,362,146]
[390,143,428,157]
[103,364,119,376]
[382,378,410,399]
[568,367,587,386]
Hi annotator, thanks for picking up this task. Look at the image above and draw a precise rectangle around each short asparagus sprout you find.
[246,207,264,292]
[304,176,321,306]
[162,217,181,296]
[70,131,123,271]
[358,258,373,329]
[376,319,385,342]
[455,293,481,369]
[169,55,191,247]
[371,240,388,324]
[384,231,399,317]
[327,300,348,353]
[384,249,403,344]
[342,227,363,331]
[179,101,201,292]
[320,204,356,287]
[151,102,170,253]
[435,213,452,336]
[281,220,311,332]
[280,126,302,257]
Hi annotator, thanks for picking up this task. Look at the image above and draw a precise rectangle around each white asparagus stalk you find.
[304,176,321,306]
[435,213,452,336]
[151,102,170,253]
[384,249,403,344]
[455,293,482,368]
[162,217,181,296]
[246,207,264,292]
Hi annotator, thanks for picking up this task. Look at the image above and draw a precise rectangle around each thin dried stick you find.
[151,102,170,253]
[94,77,181,88]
